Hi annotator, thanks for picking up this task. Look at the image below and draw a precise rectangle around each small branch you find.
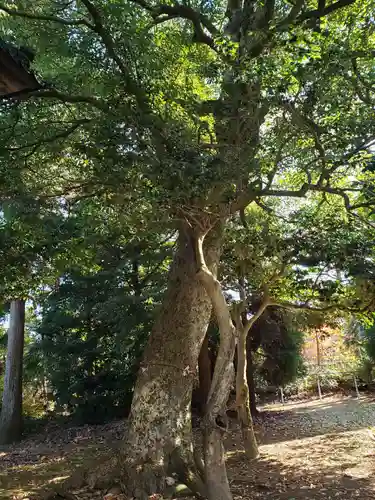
[6,119,90,153]
[265,137,289,190]
[298,0,355,22]
[79,0,170,156]
[277,0,304,29]
[80,0,140,94]
[243,295,270,336]
[130,0,219,50]
[261,183,358,213]
[261,182,310,199]
[274,298,375,315]
[283,101,326,166]
[349,58,374,105]
[29,89,109,111]
[258,0,275,28]
[0,4,93,27]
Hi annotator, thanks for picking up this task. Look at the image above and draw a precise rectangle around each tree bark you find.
[234,301,269,461]
[0,299,25,445]
[236,327,258,460]
[246,338,258,417]
[197,331,212,415]
[195,232,236,500]
[122,225,222,499]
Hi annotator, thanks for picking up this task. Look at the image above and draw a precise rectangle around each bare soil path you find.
[0,395,374,499]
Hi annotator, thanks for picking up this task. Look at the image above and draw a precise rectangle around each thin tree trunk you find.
[280,386,285,405]
[121,225,222,499]
[236,327,258,460]
[245,341,258,416]
[197,331,212,415]
[234,299,269,461]
[354,376,360,399]
[317,376,322,400]
[0,299,25,445]
[316,330,322,400]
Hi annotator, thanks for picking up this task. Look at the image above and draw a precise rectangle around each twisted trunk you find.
[195,233,235,500]
[0,299,25,445]
[122,225,222,499]
[203,331,235,500]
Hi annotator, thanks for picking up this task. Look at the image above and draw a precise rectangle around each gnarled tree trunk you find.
[0,299,25,445]
[195,231,236,500]
[122,225,222,499]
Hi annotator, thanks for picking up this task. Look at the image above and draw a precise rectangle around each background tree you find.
[33,202,172,423]
[217,198,375,415]
[0,299,25,444]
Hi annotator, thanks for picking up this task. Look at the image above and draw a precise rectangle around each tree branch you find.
[258,0,275,29]
[80,0,170,155]
[0,2,147,109]
[80,0,144,99]
[0,4,93,28]
[261,182,310,199]
[195,232,235,341]
[277,0,304,29]
[274,298,374,315]
[194,231,236,427]
[298,0,355,22]
[260,183,359,212]
[349,57,374,105]
[130,0,219,50]
[243,295,270,336]
[6,119,90,154]
[28,89,109,111]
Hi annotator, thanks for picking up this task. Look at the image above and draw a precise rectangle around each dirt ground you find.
[0,395,374,499]
[228,395,375,499]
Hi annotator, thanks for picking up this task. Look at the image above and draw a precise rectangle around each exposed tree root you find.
[86,454,122,490]
[170,448,207,499]
[111,445,209,499]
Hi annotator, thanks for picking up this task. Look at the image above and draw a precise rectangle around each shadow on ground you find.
[0,421,126,499]
[227,450,374,499]
[253,396,375,444]
[225,396,375,499]
[0,397,374,499]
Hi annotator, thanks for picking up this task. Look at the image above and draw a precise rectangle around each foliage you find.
[222,200,375,315]
[248,307,306,388]
[282,321,368,395]
[264,328,306,388]
[28,222,171,423]
[0,0,374,229]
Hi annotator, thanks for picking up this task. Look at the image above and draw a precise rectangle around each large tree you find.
[1,1,375,497]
